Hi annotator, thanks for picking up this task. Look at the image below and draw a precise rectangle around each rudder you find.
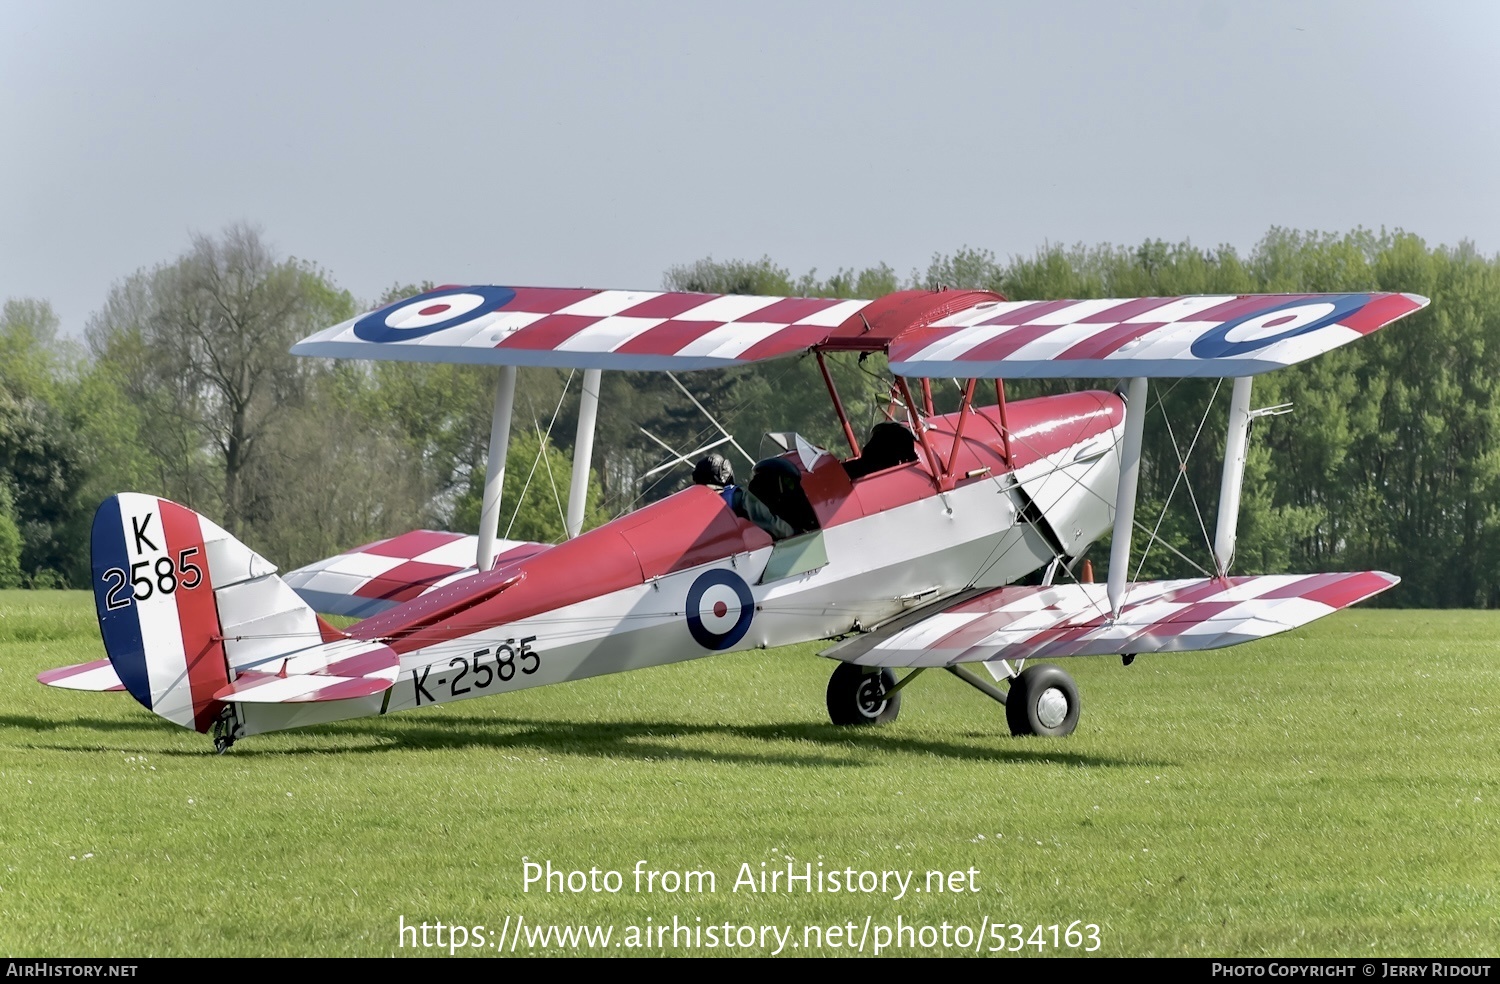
[91,493,346,733]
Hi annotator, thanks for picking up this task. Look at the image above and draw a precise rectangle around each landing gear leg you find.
[211,707,241,754]
[944,665,1008,705]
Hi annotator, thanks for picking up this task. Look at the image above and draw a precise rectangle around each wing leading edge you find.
[822,571,1399,667]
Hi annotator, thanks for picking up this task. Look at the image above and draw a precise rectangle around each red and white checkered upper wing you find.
[824,572,1399,667]
[294,287,1425,376]
[291,286,871,370]
[888,293,1428,378]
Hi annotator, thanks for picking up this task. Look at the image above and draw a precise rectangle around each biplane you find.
[38,284,1427,751]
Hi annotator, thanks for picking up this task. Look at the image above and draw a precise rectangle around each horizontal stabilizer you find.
[824,571,1399,667]
[283,529,547,618]
[213,640,399,704]
[37,660,125,692]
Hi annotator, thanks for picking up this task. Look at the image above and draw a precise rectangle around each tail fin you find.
[91,494,349,733]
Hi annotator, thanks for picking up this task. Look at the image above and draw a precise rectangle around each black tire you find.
[826,664,901,726]
[1005,664,1080,737]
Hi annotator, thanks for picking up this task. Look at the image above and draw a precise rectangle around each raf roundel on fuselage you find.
[685,568,755,651]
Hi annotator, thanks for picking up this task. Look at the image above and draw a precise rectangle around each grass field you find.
[0,590,1497,958]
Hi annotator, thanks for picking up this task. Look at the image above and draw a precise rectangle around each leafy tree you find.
[0,484,22,588]
[664,255,797,296]
[0,299,65,392]
[0,225,1489,608]
[0,298,97,584]
[0,393,87,582]
[451,427,609,544]
[88,224,356,546]
[242,364,434,569]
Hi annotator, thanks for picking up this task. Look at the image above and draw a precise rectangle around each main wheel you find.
[1005,664,1080,737]
[826,664,901,726]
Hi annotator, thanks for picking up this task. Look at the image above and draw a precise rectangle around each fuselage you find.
[238,390,1125,736]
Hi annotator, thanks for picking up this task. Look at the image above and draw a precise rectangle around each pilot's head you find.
[693,453,734,488]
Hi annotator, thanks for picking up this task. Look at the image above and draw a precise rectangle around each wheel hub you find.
[1036,686,1069,729]
[856,677,887,717]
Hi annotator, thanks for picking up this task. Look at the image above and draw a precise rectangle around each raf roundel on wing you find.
[352,286,516,343]
[1188,293,1370,359]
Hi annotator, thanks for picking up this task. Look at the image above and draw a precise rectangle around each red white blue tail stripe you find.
[87,494,398,731]
[91,493,230,732]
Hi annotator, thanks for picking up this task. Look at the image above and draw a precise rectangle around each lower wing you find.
[823,572,1398,667]
[281,529,549,618]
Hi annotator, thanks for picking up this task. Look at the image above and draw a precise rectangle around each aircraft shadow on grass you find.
[0,713,168,736]
[3,712,1164,769]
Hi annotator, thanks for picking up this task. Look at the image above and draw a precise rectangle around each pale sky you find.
[3,0,1497,337]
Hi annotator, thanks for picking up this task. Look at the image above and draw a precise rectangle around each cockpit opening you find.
[842,421,920,480]
[693,451,821,541]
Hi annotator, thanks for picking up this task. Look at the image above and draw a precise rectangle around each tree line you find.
[2,224,1496,607]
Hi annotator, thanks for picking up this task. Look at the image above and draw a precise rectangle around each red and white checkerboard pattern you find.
[282,529,548,619]
[213,639,400,704]
[295,286,1427,377]
[889,293,1428,379]
[293,287,873,370]
[831,571,1400,667]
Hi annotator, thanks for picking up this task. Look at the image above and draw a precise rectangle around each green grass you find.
[0,590,1497,957]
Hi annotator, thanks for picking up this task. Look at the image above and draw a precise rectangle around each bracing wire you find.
[623,359,805,512]
[1133,379,1222,582]
[967,377,1222,608]
[504,370,574,540]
